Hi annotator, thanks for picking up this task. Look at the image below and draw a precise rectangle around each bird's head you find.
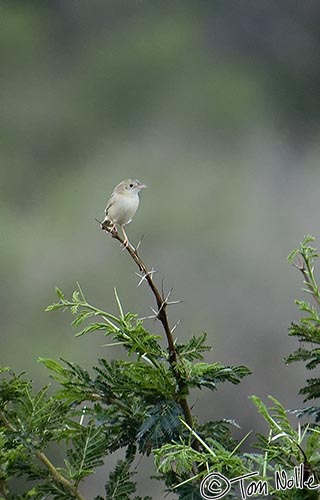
[116,179,147,195]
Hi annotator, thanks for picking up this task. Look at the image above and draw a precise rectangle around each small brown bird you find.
[102,179,146,246]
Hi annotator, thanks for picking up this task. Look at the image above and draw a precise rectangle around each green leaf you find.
[44,303,64,312]
[287,247,299,264]
[71,311,95,328]
[55,287,66,300]
[66,421,106,481]
[75,322,108,337]
[250,395,311,467]
[105,459,137,500]
[175,484,206,500]
[38,358,66,376]
[300,378,320,401]
[117,318,164,359]
[137,401,183,453]
[180,362,251,390]
[94,358,176,400]
[70,304,79,315]
[176,333,211,362]
[154,441,205,475]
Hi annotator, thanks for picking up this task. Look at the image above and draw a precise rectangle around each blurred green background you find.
[2,1,320,497]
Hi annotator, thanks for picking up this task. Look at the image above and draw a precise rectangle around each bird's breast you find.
[108,194,139,226]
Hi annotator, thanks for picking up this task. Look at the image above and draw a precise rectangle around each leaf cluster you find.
[2,235,320,499]
[0,369,106,499]
[0,286,252,499]
[286,235,320,421]
[250,395,320,498]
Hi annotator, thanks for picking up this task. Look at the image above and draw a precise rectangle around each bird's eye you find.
[129,183,134,188]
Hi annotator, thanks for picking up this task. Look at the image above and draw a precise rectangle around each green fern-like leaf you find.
[300,378,320,401]
[250,396,296,440]
[36,481,75,500]
[196,420,239,451]
[289,406,320,422]
[154,441,205,475]
[105,459,137,500]
[137,401,183,453]
[180,362,251,390]
[7,385,70,447]
[176,483,211,500]
[176,333,211,361]
[250,395,315,469]
[66,421,106,481]
[39,358,94,404]
[288,322,320,343]
[118,315,165,360]
[94,359,176,400]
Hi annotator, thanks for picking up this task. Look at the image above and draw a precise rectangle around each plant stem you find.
[0,410,86,500]
[36,450,86,500]
[101,225,195,430]
[0,480,9,500]
[304,257,320,306]
[297,254,320,307]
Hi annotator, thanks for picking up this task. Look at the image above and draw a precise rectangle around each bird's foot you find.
[121,239,136,251]
[121,238,129,250]
[102,222,117,236]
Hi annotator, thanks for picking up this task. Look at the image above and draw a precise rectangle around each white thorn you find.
[135,268,157,287]
[171,319,181,333]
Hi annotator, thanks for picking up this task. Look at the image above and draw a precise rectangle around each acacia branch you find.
[293,255,320,307]
[0,480,9,500]
[35,451,86,500]
[99,223,195,430]
[0,410,86,500]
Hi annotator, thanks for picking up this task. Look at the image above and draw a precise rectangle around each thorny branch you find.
[99,222,195,433]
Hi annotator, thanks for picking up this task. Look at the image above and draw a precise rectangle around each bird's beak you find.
[138,183,147,189]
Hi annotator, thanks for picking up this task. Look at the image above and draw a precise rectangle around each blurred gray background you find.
[2,1,320,498]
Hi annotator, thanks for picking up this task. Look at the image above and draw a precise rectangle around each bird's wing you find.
[105,193,115,216]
